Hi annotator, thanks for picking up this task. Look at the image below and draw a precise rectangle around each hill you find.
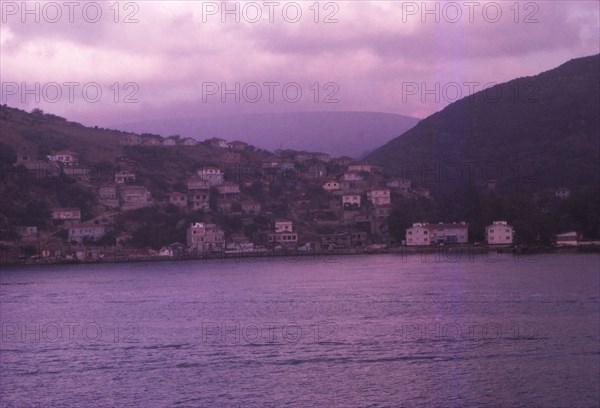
[366,54,600,194]
[116,111,420,158]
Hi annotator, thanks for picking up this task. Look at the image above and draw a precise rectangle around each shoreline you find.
[1,244,598,269]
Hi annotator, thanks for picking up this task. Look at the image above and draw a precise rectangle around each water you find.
[1,253,599,408]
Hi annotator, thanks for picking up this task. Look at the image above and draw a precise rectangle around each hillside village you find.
[3,128,423,262]
[0,106,598,263]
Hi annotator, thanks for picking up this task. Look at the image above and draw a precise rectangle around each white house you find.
[406,222,469,246]
[187,223,225,253]
[197,167,224,186]
[68,223,105,243]
[322,180,340,191]
[367,189,391,206]
[51,207,81,222]
[386,178,412,194]
[208,137,228,148]
[405,223,431,246]
[120,185,152,210]
[486,221,514,245]
[275,220,293,233]
[555,231,579,246]
[47,151,78,167]
[268,232,298,245]
[342,194,361,209]
[269,220,297,246]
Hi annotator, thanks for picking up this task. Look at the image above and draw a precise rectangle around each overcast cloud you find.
[1,0,598,126]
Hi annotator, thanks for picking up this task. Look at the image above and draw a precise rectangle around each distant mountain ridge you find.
[366,54,600,193]
[116,111,420,158]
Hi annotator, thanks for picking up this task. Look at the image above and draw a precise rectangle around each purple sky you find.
[1,1,598,126]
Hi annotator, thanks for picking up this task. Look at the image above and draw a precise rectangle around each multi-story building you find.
[47,151,78,167]
[187,223,225,253]
[486,221,514,245]
[275,220,293,233]
[187,177,210,211]
[268,232,298,246]
[320,232,351,250]
[342,194,361,209]
[405,222,469,246]
[98,184,119,208]
[386,178,412,194]
[120,185,152,210]
[373,206,392,218]
[268,220,297,246]
[197,167,224,186]
[367,189,391,206]
[554,231,579,246]
[169,192,188,208]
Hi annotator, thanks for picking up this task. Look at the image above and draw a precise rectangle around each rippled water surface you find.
[1,253,599,407]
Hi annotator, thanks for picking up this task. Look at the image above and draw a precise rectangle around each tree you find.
[387,197,436,242]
